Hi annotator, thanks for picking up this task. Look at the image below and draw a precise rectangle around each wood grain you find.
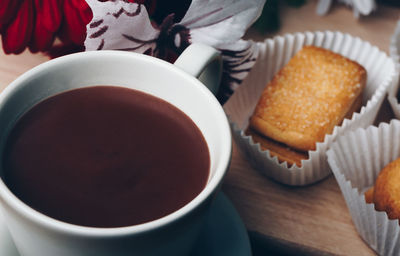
[223,142,373,255]
[0,1,398,255]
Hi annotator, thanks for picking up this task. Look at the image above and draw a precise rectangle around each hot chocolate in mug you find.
[0,44,232,256]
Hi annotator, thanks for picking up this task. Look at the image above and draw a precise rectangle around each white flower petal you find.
[85,0,159,53]
[180,0,265,48]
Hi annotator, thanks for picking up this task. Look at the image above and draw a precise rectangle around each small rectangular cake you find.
[249,46,366,165]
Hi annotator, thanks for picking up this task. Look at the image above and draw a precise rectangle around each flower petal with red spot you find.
[2,0,34,54]
[84,0,265,103]
[85,0,159,53]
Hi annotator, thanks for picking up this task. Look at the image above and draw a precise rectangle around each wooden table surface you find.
[0,1,398,256]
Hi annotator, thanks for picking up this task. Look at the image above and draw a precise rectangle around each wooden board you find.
[0,1,398,255]
[224,1,399,255]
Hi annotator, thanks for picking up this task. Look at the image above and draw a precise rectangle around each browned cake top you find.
[372,158,400,220]
[250,46,366,151]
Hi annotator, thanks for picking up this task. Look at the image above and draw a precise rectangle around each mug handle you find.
[174,44,222,95]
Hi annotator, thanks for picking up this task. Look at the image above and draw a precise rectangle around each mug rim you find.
[0,50,232,237]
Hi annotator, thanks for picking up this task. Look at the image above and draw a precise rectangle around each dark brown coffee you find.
[2,86,210,228]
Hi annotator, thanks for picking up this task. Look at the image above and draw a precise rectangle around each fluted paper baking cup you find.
[223,31,396,186]
[327,120,400,255]
[388,20,400,119]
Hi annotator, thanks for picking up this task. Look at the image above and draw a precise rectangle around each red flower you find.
[0,0,93,54]
[0,0,191,55]
[58,0,92,46]
[1,0,34,54]
[30,0,62,53]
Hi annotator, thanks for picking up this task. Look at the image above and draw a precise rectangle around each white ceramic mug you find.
[0,44,232,256]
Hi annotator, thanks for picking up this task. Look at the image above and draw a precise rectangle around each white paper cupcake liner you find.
[327,120,400,255]
[388,20,400,119]
[223,31,397,186]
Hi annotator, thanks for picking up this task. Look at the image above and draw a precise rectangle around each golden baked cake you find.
[366,158,400,219]
[364,187,374,204]
[245,128,307,167]
[248,93,363,167]
[250,46,366,153]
